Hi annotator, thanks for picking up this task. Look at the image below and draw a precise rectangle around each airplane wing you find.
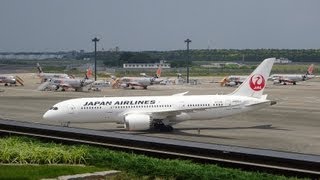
[274,76,295,83]
[172,91,189,96]
[122,104,243,120]
[245,100,275,108]
[280,78,295,83]
[59,83,72,88]
[127,82,143,87]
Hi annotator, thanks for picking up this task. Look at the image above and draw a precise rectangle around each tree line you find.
[77,49,320,67]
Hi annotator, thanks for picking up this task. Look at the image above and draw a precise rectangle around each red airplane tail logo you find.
[307,64,314,75]
[156,64,162,78]
[249,74,265,91]
[86,68,93,78]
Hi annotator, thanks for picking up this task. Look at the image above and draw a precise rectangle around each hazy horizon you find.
[1,0,320,52]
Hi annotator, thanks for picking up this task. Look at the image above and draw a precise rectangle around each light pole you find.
[92,37,99,81]
[184,38,191,84]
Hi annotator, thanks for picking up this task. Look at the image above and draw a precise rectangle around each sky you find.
[1,0,320,52]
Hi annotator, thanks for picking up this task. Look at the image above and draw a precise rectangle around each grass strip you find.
[0,165,106,180]
[0,136,302,180]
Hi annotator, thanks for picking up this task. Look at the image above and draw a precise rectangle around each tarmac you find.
[0,73,319,155]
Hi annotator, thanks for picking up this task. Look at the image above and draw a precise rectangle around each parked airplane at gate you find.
[220,75,247,87]
[269,64,315,85]
[0,75,24,86]
[112,65,163,89]
[36,63,71,82]
[43,58,276,131]
[38,68,93,91]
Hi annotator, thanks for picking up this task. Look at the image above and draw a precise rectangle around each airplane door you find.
[178,101,185,109]
[68,104,76,114]
[105,111,113,121]
[225,100,232,110]
[104,106,113,121]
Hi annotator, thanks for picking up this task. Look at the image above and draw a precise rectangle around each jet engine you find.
[273,80,280,84]
[227,81,237,86]
[124,114,152,131]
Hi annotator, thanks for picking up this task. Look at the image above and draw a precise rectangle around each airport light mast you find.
[92,37,100,81]
[185,38,192,84]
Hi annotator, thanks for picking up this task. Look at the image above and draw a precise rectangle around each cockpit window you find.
[49,107,58,110]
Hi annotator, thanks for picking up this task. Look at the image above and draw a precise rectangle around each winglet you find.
[231,58,275,98]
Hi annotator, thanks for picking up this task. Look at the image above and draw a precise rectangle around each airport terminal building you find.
[123,61,170,69]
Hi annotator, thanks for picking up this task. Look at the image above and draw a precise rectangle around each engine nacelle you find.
[227,81,236,86]
[120,83,129,88]
[273,80,280,84]
[124,114,152,131]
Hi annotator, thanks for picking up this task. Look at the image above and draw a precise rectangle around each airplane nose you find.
[42,111,50,120]
[43,111,54,121]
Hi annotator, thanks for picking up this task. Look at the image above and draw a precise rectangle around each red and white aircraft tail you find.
[86,67,93,79]
[155,63,162,78]
[307,64,314,75]
[231,58,275,99]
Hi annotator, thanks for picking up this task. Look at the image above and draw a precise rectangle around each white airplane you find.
[36,63,71,82]
[0,75,24,86]
[43,58,276,131]
[90,80,111,91]
[220,75,247,87]
[112,65,163,89]
[269,64,315,85]
[38,68,94,91]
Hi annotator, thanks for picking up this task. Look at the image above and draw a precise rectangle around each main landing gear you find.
[61,122,70,127]
[153,121,173,132]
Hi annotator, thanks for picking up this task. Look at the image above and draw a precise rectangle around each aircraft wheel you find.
[153,123,173,132]
[293,82,296,85]
[4,83,8,86]
[143,86,147,89]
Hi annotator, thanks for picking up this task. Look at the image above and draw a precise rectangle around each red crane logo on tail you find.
[249,74,265,91]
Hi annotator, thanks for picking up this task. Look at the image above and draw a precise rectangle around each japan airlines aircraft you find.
[36,63,71,82]
[43,58,276,131]
[220,75,247,87]
[0,75,24,86]
[269,64,315,85]
[112,65,163,89]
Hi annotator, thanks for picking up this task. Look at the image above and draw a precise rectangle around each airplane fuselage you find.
[0,75,16,85]
[43,95,269,124]
[47,78,94,91]
[269,74,314,83]
[38,73,70,81]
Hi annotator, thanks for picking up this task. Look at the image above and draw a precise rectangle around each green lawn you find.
[0,136,302,180]
[0,165,106,180]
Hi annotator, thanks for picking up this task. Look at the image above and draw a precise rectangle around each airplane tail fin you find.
[230,58,275,98]
[86,67,93,79]
[111,78,120,88]
[155,63,162,78]
[36,63,43,73]
[220,76,228,86]
[307,64,314,75]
